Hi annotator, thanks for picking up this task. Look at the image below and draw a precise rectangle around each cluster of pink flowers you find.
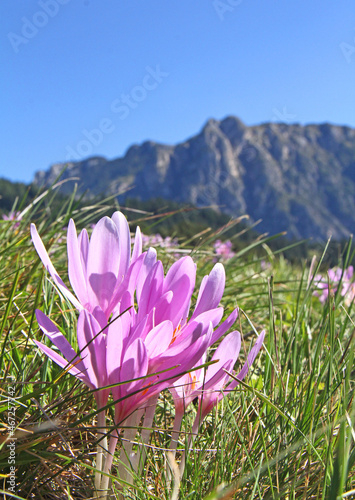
[141,232,179,249]
[213,239,235,261]
[313,266,355,305]
[31,212,264,495]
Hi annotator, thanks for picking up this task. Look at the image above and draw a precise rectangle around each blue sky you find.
[1,0,355,183]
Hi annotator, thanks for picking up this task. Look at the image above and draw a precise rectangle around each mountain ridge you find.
[34,116,355,241]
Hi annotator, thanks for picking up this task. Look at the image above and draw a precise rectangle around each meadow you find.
[0,187,354,500]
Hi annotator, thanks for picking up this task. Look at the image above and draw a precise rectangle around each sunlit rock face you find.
[34,116,355,241]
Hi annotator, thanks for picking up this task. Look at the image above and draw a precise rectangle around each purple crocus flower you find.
[32,212,248,492]
[32,211,145,408]
[31,211,143,319]
[168,329,265,458]
[193,329,265,423]
[98,257,241,488]
[103,256,238,426]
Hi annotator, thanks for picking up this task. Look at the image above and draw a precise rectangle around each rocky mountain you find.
[34,116,355,241]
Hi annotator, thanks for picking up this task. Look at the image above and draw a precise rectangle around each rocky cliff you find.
[34,116,355,240]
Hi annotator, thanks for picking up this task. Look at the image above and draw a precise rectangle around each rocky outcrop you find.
[34,116,355,241]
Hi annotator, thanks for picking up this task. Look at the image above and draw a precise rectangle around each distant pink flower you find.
[138,232,179,250]
[213,239,235,261]
[2,210,22,229]
[260,260,271,271]
[313,274,332,304]
[313,266,355,305]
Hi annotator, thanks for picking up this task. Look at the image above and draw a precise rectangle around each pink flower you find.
[313,266,355,305]
[213,239,235,261]
[106,256,240,426]
[2,210,22,229]
[170,329,265,432]
[31,211,143,319]
[32,211,264,490]
[138,232,179,250]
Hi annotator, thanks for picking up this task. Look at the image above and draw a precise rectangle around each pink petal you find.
[131,226,142,263]
[78,228,89,271]
[34,340,90,385]
[152,321,212,380]
[35,310,86,375]
[228,330,265,390]
[77,310,107,389]
[122,338,148,389]
[157,257,196,328]
[67,219,89,307]
[31,224,83,311]
[174,308,223,346]
[109,253,145,316]
[164,256,196,292]
[149,290,174,328]
[204,330,241,388]
[138,260,164,319]
[136,248,157,303]
[144,320,174,358]
[111,211,131,279]
[209,307,239,346]
[193,263,225,318]
[106,317,124,396]
[86,217,120,313]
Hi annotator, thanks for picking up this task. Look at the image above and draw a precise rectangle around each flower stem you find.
[169,408,184,458]
[100,427,119,499]
[95,410,108,495]
[117,409,143,484]
[166,408,184,487]
[136,396,158,474]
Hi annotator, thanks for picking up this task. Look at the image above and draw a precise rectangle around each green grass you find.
[0,188,354,499]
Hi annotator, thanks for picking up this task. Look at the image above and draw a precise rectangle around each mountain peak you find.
[34,116,355,241]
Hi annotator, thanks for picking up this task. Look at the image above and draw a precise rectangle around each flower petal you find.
[86,217,120,312]
[193,263,225,318]
[111,211,131,279]
[157,257,196,328]
[106,317,124,397]
[228,330,265,390]
[35,310,87,375]
[144,320,174,358]
[67,219,89,307]
[131,226,142,263]
[136,248,157,303]
[138,260,164,319]
[203,330,241,389]
[31,224,83,311]
[34,340,90,385]
[209,307,239,346]
[78,228,89,271]
[77,310,108,389]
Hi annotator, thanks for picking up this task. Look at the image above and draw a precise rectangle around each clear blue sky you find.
[1,0,355,183]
